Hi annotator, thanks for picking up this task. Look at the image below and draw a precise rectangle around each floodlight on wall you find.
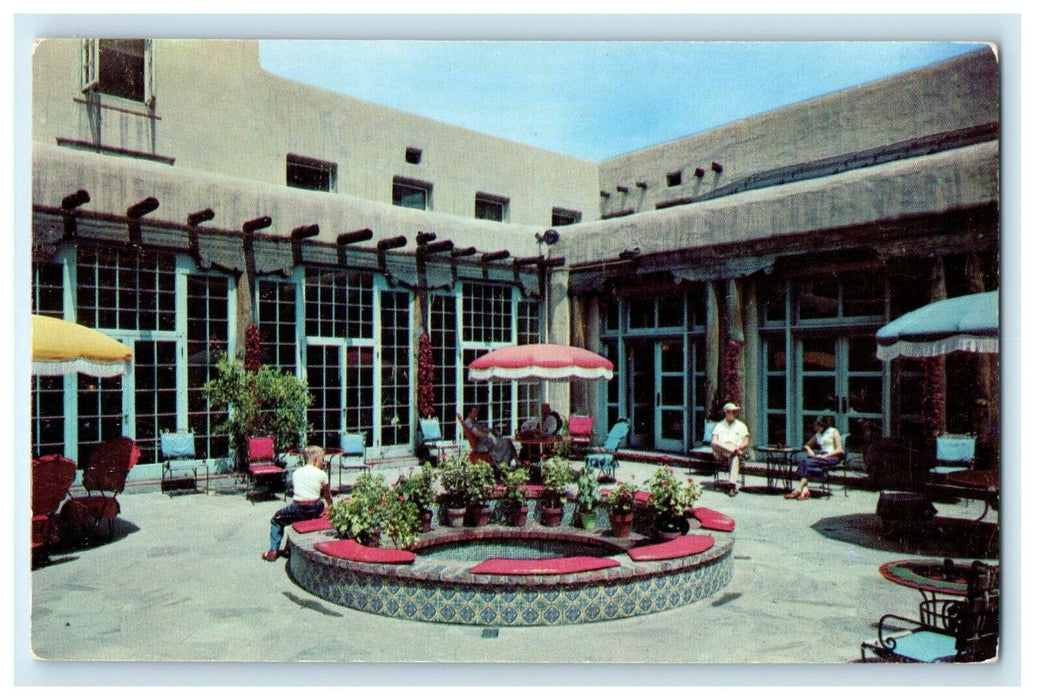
[451,246,477,258]
[694,167,706,178]
[481,250,510,262]
[337,229,373,246]
[127,197,159,219]
[61,189,90,210]
[416,231,437,245]
[535,229,560,246]
[291,224,320,240]
[377,235,408,251]
[617,185,629,193]
[619,246,642,260]
[243,216,272,234]
[711,161,724,173]
[187,208,215,226]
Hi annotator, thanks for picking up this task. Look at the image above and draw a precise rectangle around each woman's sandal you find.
[796,490,811,501]
[784,491,800,499]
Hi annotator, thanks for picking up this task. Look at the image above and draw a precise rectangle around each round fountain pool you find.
[287,521,734,626]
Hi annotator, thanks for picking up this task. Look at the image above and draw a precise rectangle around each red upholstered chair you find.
[456,413,495,466]
[32,454,77,558]
[567,415,594,457]
[245,436,286,502]
[60,437,140,540]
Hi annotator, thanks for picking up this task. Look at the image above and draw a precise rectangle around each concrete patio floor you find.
[21,459,1012,684]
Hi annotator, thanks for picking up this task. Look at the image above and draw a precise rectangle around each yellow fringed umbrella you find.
[31,314,133,377]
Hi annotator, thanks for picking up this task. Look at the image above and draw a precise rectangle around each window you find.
[551,207,581,226]
[77,247,175,331]
[392,177,431,210]
[475,193,508,222]
[405,147,423,164]
[82,39,154,105]
[257,279,298,372]
[667,170,682,187]
[286,154,337,192]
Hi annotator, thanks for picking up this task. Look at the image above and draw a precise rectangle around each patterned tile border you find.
[287,520,734,626]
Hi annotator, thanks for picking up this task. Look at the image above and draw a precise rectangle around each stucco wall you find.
[31,39,600,229]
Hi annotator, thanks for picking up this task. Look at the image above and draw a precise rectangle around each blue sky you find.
[259,40,982,161]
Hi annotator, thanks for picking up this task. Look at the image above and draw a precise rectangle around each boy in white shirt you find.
[263,445,332,562]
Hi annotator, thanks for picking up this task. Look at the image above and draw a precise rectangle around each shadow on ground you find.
[811,513,998,559]
[34,517,142,570]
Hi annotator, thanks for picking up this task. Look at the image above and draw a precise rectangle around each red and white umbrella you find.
[468,343,614,382]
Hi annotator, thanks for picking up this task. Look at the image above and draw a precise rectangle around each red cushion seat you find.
[61,495,120,523]
[684,506,736,532]
[469,556,620,576]
[627,535,715,561]
[314,539,416,564]
[248,464,283,475]
[292,516,332,533]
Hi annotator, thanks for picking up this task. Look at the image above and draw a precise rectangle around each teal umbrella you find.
[875,291,999,361]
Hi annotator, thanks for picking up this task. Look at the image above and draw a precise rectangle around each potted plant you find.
[463,459,496,526]
[327,472,388,547]
[498,465,530,527]
[436,454,470,527]
[644,465,702,541]
[539,456,572,527]
[394,462,436,531]
[606,479,638,537]
[574,462,599,530]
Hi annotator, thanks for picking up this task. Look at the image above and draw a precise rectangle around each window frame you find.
[392,176,432,210]
[286,153,338,193]
[82,39,155,108]
[475,192,509,222]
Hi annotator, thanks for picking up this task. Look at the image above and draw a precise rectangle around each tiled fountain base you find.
[288,522,734,626]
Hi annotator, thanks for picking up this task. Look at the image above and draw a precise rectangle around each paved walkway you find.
[23,459,1006,683]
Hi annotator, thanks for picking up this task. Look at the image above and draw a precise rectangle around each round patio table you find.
[946,469,999,521]
[879,558,972,601]
[755,446,801,493]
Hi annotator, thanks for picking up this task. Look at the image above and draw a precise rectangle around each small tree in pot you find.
[539,456,573,527]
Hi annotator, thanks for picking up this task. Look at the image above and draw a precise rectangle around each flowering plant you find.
[464,459,496,508]
[328,471,421,548]
[498,465,529,507]
[606,479,638,514]
[644,465,701,519]
[417,332,435,419]
[436,453,471,508]
[394,462,436,513]
[540,456,573,507]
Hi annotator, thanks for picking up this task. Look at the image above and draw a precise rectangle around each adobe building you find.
[30,39,999,480]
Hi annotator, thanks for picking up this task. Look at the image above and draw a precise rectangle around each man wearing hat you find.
[711,402,749,497]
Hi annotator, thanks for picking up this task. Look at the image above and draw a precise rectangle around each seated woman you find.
[517,403,563,462]
[786,415,844,500]
[464,406,517,470]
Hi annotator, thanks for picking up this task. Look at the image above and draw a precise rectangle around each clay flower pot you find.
[608,511,634,538]
[504,502,529,527]
[466,504,492,527]
[540,504,564,527]
[445,506,467,528]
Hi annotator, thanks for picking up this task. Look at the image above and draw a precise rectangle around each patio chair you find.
[861,560,999,663]
[418,417,457,464]
[688,420,718,472]
[32,454,77,559]
[567,415,593,458]
[585,418,630,482]
[336,432,370,486]
[245,435,285,502]
[456,413,495,467]
[932,434,976,476]
[160,431,208,496]
[60,436,140,539]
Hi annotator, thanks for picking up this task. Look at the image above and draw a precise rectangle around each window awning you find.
[568,253,776,295]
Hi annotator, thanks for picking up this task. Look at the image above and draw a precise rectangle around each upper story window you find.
[393,177,432,210]
[82,39,154,106]
[286,154,337,192]
[551,207,581,226]
[475,193,508,222]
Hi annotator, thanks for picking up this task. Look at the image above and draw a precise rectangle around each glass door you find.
[655,340,686,451]
[798,334,883,446]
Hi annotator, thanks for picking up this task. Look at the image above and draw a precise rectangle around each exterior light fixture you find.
[127,197,159,219]
[337,229,373,245]
[291,224,320,240]
[243,216,272,234]
[187,208,214,226]
[61,189,90,210]
[535,229,560,246]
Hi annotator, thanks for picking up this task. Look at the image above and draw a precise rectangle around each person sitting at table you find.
[263,445,332,562]
[786,414,844,500]
[711,402,749,498]
[518,403,563,461]
[464,406,517,471]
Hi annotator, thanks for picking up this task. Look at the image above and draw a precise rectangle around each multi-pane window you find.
[430,294,458,441]
[475,194,508,222]
[462,283,511,344]
[551,207,581,226]
[257,279,298,372]
[77,374,123,466]
[77,248,175,331]
[344,344,375,443]
[463,348,511,431]
[306,345,342,448]
[380,291,412,446]
[796,273,884,322]
[32,262,66,456]
[392,177,431,210]
[133,339,179,464]
[186,275,230,460]
[304,268,373,339]
[82,39,153,104]
[517,298,541,345]
[286,154,337,192]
